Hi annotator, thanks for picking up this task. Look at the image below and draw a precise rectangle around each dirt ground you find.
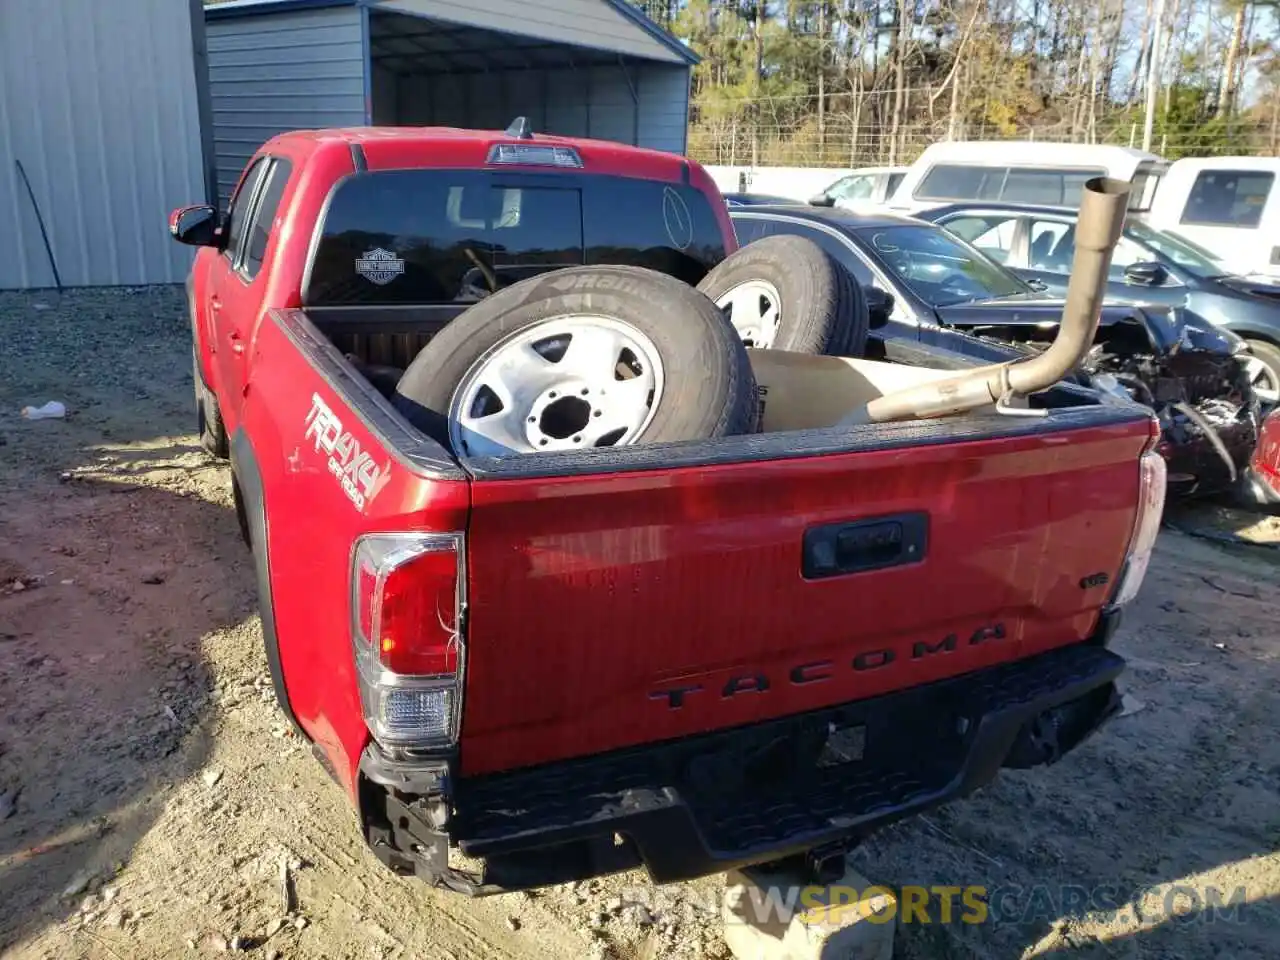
[1,286,1277,960]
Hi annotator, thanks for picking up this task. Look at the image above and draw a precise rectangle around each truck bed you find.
[261,306,1154,778]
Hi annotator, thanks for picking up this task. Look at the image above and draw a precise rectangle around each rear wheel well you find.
[231,472,251,549]
[231,430,306,740]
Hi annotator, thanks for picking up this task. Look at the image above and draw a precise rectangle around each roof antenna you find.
[505,116,534,139]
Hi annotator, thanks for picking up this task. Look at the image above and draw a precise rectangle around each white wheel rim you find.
[1244,356,1280,408]
[715,279,782,349]
[449,315,666,456]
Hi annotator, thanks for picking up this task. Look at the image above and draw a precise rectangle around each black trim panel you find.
[364,634,1125,894]
[350,143,368,172]
[464,404,1151,480]
[230,428,305,737]
[453,644,1124,885]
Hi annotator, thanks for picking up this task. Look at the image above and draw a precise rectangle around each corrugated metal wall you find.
[206,5,367,205]
[380,0,687,65]
[395,62,688,154]
[0,0,209,290]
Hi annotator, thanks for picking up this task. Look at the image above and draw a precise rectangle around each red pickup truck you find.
[170,125,1166,894]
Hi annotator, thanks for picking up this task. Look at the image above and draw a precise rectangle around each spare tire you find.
[393,265,758,456]
[697,234,869,356]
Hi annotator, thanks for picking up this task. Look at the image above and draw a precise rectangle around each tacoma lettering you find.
[649,623,1007,707]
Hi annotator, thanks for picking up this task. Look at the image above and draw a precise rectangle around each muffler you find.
[847,177,1132,424]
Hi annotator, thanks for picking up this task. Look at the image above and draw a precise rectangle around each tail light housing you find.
[1111,427,1167,607]
[351,532,465,748]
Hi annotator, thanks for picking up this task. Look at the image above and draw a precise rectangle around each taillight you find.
[1111,434,1167,607]
[351,532,465,747]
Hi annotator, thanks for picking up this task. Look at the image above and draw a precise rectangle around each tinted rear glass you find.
[916,164,1106,207]
[1180,170,1275,228]
[305,170,727,305]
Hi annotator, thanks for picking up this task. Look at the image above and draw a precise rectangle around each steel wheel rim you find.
[1244,355,1280,408]
[715,279,782,349]
[449,315,666,456]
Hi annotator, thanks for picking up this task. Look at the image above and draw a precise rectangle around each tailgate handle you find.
[802,513,928,579]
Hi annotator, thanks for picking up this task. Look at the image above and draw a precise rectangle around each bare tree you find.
[1218,0,1248,115]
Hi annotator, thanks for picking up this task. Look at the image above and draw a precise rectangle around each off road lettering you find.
[304,393,391,513]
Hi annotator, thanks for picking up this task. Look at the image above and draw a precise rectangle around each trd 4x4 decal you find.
[304,393,391,512]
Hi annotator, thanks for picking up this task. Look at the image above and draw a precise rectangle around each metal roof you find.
[203,0,698,64]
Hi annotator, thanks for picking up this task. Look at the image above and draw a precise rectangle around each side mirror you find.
[1123,261,1168,286]
[1027,278,1049,292]
[169,204,222,248]
[808,194,836,207]
[865,285,895,329]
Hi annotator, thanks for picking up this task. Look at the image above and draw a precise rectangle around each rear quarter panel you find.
[239,309,468,797]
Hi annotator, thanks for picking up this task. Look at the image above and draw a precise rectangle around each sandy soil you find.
[1,286,1277,960]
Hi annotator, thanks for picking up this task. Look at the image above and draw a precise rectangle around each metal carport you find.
[204,0,696,204]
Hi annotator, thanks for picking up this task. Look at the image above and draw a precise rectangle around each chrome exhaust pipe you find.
[856,177,1132,423]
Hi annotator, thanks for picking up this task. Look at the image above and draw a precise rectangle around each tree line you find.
[629,1,1280,167]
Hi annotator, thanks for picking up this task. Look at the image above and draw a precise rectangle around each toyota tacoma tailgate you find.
[458,413,1155,777]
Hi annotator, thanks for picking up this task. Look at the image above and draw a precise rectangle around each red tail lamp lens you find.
[375,549,459,676]
[353,538,460,677]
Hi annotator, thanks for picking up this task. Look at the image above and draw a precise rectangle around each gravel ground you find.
[1,285,1278,960]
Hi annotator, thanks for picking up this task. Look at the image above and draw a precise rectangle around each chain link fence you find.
[687,102,1279,169]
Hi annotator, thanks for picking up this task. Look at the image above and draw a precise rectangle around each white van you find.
[887,141,1168,215]
[1147,157,1280,284]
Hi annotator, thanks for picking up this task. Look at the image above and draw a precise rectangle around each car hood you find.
[935,296,1240,357]
[1216,275,1280,304]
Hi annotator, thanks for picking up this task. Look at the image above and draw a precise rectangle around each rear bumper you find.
[358,617,1125,895]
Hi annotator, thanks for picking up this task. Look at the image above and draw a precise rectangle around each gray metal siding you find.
[636,64,688,155]
[207,5,366,204]
[380,0,687,64]
[0,0,208,289]
[392,63,689,154]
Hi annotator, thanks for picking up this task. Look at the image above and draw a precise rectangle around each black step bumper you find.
[359,623,1125,895]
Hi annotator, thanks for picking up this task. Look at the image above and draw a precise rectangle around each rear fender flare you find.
[230,427,307,739]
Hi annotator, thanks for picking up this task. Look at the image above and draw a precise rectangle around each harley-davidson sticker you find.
[355,248,405,286]
[304,393,391,512]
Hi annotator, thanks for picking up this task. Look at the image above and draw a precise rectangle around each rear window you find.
[305,170,727,305]
[1180,170,1275,228]
[915,164,1106,207]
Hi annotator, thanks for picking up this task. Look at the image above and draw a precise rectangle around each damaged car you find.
[728,205,1260,497]
[917,201,1280,409]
